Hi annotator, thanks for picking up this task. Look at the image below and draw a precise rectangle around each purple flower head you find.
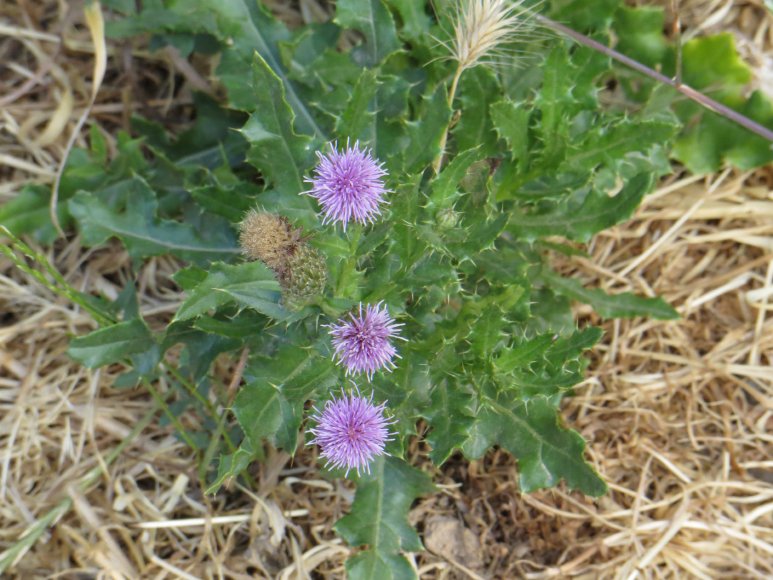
[329,302,404,380]
[304,141,388,230]
[308,389,395,476]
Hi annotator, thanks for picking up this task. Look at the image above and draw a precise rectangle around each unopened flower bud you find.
[280,244,327,309]
[238,210,300,270]
[436,207,460,229]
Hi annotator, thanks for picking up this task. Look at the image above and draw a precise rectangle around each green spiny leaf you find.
[235,347,336,453]
[241,54,317,196]
[205,439,258,494]
[452,67,501,155]
[541,269,679,320]
[404,85,452,172]
[470,396,607,496]
[427,148,483,212]
[508,172,654,242]
[68,319,154,368]
[537,45,573,165]
[173,261,282,322]
[336,456,434,580]
[68,177,238,265]
[213,0,324,137]
[384,0,431,42]
[335,0,401,67]
[424,381,474,465]
[491,99,530,167]
[337,68,379,143]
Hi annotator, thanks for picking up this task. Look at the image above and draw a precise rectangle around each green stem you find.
[143,379,199,451]
[335,226,362,298]
[433,63,465,174]
[0,227,114,326]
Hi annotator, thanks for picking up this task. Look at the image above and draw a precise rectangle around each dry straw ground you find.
[1,0,772,578]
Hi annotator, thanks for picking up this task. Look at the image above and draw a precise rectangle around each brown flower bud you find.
[238,210,300,271]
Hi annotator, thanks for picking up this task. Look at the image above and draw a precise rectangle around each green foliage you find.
[173,261,284,322]
[611,5,773,173]
[336,456,434,579]
[68,176,238,266]
[241,54,318,196]
[335,0,401,67]
[540,269,679,320]
[466,396,607,495]
[7,0,750,574]
[68,319,155,368]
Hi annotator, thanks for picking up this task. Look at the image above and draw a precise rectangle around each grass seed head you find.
[449,0,539,71]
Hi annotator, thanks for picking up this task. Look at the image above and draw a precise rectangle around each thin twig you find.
[537,15,773,143]
[227,347,251,404]
[670,0,683,86]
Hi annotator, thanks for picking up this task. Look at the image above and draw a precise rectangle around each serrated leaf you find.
[68,319,154,368]
[470,308,507,359]
[495,334,555,375]
[537,45,573,164]
[563,119,677,173]
[205,439,258,494]
[427,148,483,212]
[424,382,474,464]
[174,261,281,322]
[337,68,379,142]
[473,396,607,496]
[404,86,452,172]
[544,327,603,367]
[508,172,653,242]
[541,269,679,320]
[336,456,434,580]
[491,99,530,167]
[335,0,400,67]
[68,177,238,265]
[494,327,600,399]
[213,0,323,137]
[241,54,316,196]
[234,347,336,453]
[452,67,500,155]
[232,382,283,450]
[384,0,431,42]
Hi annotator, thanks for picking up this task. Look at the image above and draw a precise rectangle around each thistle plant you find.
[329,302,404,380]
[14,0,773,577]
[305,141,389,229]
[308,390,395,476]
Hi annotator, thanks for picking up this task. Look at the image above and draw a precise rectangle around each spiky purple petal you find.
[308,390,394,476]
[329,302,403,380]
[304,141,388,229]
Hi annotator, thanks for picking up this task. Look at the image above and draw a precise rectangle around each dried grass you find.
[1,0,772,578]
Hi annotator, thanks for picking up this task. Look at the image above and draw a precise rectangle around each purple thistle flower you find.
[304,141,388,229]
[308,390,395,476]
[329,302,404,380]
